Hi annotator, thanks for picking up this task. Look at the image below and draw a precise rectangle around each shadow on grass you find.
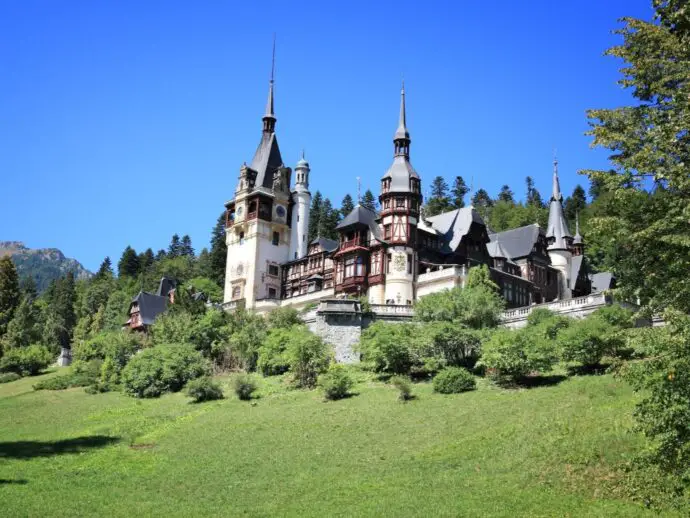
[567,364,609,376]
[0,436,120,460]
[493,374,568,390]
[0,479,28,485]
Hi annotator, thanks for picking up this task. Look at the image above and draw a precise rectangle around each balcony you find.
[221,299,246,312]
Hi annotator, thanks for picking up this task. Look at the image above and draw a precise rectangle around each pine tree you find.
[425,176,452,216]
[564,185,587,224]
[138,249,155,272]
[43,272,77,350]
[497,185,514,203]
[155,249,167,261]
[308,191,324,241]
[117,246,140,278]
[361,189,377,212]
[168,234,182,258]
[340,194,355,217]
[0,256,21,336]
[209,212,227,286]
[320,198,341,240]
[526,177,543,207]
[2,294,40,348]
[181,235,195,257]
[20,276,37,301]
[451,176,469,208]
[472,189,493,207]
[96,257,113,280]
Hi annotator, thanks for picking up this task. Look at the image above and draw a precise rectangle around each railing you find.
[501,292,608,321]
[221,299,246,311]
[370,304,415,316]
[338,276,367,288]
[417,265,466,284]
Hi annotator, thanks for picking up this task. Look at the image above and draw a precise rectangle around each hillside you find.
[0,370,672,517]
[0,241,92,292]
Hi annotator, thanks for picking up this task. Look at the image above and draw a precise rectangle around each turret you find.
[290,152,311,260]
[572,211,584,256]
[545,157,573,299]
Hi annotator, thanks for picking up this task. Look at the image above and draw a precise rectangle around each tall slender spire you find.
[551,155,563,201]
[573,211,583,244]
[262,35,276,133]
[546,154,572,249]
[393,80,410,157]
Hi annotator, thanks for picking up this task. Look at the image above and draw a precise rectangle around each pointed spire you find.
[551,155,563,201]
[546,154,572,250]
[262,35,276,133]
[573,211,583,245]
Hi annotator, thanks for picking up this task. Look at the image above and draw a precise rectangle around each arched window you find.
[232,286,241,299]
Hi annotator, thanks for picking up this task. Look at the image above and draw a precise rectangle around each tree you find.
[2,295,40,349]
[20,276,37,301]
[168,234,182,258]
[361,189,377,212]
[319,198,340,240]
[308,191,324,241]
[180,235,194,257]
[582,1,690,313]
[340,194,355,217]
[155,249,167,261]
[471,189,493,208]
[0,256,21,336]
[118,246,140,278]
[526,176,543,207]
[95,257,113,280]
[425,176,452,217]
[497,185,514,203]
[451,176,469,209]
[208,212,227,286]
[564,185,587,225]
[138,249,154,272]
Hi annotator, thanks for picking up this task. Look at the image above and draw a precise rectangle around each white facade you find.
[548,248,572,300]
[289,157,311,261]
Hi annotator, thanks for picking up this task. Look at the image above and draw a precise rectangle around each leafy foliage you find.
[0,372,20,383]
[0,255,21,337]
[479,327,558,382]
[0,344,53,376]
[359,322,416,375]
[390,375,413,401]
[284,327,330,388]
[433,367,476,394]
[318,364,354,400]
[558,317,612,368]
[185,376,224,403]
[121,343,210,398]
[233,373,257,401]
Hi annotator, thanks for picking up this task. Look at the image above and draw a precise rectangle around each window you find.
[384,225,392,240]
[396,197,405,208]
[356,256,364,276]
[239,232,245,245]
[268,287,277,298]
[345,257,355,278]
[387,253,392,273]
[268,264,279,276]
[232,286,241,300]
[272,232,280,246]
[407,254,412,274]
[384,199,391,209]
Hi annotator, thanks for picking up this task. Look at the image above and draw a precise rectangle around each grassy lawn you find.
[0,368,673,517]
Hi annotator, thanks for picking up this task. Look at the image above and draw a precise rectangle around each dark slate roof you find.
[382,156,419,192]
[310,237,339,252]
[156,277,176,297]
[570,255,584,285]
[131,291,168,326]
[489,224,542,259]
[486,240,516,264]
[336,205,382,240]
[545,160,572,250]
[426,207,485,253]
[249,132,283,190]
[590,272,615,293]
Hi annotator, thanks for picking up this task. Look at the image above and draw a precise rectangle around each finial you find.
[551,152,562,201]
[301,148,305,161]
[271,33,276,83]
[264,35,276,121]
[356,176,361,203]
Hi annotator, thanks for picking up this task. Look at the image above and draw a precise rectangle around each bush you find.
[558,317,611,368]
[526,308,558,327]
[121,343,210,398]
[256,327,293,376]
[33,359,102,391]
[478,327,558,382]
[433,367,476,394]
[420,322,482,369]
[233,373,257,401]
[359,322,416,375]
[390,375,413,401]
[72,331,141,367]
[0,344,53,376]
[185,376,224,403]
[266,307,302,329]
[284,327,330,388]
[318,364,354,400]
[0,372,21,383]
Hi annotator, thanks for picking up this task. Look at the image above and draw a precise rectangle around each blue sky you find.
[0,0,652,271]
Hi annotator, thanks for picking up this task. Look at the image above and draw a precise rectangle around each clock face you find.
[276,205,286,218]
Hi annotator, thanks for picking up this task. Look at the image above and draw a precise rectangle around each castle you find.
[222,68,608,314]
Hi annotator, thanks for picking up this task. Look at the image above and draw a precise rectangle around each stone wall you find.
[312,300,362,364]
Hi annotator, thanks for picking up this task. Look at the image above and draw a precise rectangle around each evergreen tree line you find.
[308,189,378,242]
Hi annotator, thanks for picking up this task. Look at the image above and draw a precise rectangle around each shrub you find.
[390,375,413,401]
[359,322,416,375]
[558,317,611,368]
[233,373,257,401]
[121,343,210,398]
[256,327,292,376]
[150,311,196,346]
[318,364,354,400]
[420,322,482,369]
[266,307,301,329]
[284,327,330,388]
[433,367,476,394]
[33,359,103,391]
[185,376,224,403]
[478,327,558,382]
[526,308,558,327]
[72,330,140,367]
[0,372,20,383]
[0,344,53,376]
[593,304,635,329]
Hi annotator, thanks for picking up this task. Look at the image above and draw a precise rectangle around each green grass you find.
[0,369,675,517]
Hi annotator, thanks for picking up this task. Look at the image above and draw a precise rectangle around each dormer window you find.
[396,197,405,208]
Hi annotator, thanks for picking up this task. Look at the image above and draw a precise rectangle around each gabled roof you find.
[489,223,543,260]
[590,272,615,293]
[336,204,383,242]
[570,255,584,285]
[249,132,283,190]
[426,207,485,253]
[545,158,572,250]
[486,240,516,264]
[131,291,168,326]
[310,237,339,252]
[156,277,176,297]
[382,156,419,192]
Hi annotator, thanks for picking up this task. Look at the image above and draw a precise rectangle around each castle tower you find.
[545,157,573,300]
[377,82,422,305]
[571,211,585,256]
[223,42,292,308]
[290,151,311,260]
